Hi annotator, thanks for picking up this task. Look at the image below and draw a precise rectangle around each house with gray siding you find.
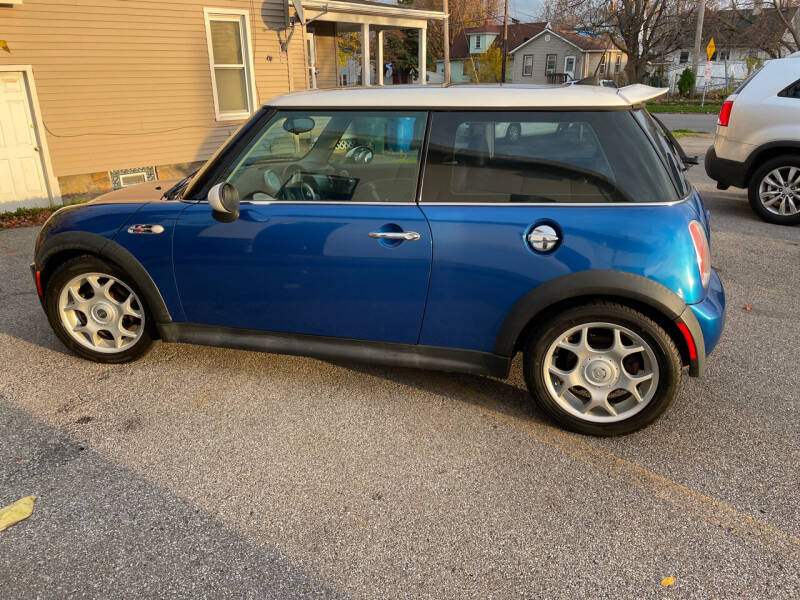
[509,27,626,85]
[433,21,549,83]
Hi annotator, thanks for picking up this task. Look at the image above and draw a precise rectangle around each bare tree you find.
[541,0,695,84]
[412,0,502,61]
[721,1,800,56]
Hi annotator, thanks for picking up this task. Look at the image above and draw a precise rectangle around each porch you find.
[299,0,446,88]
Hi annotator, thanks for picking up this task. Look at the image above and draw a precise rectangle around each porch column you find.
[361,23,370,86]
[418,27,427,84]
[377,30,385,86]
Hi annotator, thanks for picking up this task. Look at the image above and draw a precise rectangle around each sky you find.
[510,0,546,21]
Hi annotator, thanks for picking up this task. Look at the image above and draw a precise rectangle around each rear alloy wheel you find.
[45,255,153,363]
[748,155,800,225]
[524,303,681,436]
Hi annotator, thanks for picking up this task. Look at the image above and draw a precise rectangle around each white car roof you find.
[267,84,668,110]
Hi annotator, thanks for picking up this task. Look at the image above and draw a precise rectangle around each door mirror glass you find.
[283,116,316,135]
[208,182,240,222]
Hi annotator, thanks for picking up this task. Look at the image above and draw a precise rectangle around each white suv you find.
[705,55,800,225]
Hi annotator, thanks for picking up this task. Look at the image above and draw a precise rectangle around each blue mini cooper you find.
[32,84,725,435]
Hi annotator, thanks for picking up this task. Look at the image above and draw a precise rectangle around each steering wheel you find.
[344,145,374,164]
[277,165,320,201]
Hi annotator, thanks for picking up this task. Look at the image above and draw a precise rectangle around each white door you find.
[306,33,317,89]
[564,56,576,79]
[0,72,50,210]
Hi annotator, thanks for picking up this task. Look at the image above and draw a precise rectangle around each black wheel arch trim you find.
[34,231,172,325]
[708,141,800,189]
[493,269,706,376]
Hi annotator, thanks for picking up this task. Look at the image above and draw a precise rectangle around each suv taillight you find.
[718,100,733,126]
[688,221,711,288]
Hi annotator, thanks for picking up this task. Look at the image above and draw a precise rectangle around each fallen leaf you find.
[744,304,751,311]
[0,40,10,54]
[0,495,36,531]
[661,576,676,587]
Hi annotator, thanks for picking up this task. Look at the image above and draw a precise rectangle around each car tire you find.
[44,255,154,363]
[506,123,521,143]
[523,302,682,436]
[747,155,800,225]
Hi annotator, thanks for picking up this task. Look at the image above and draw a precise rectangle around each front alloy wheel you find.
[45,255,153,363]
[524,302,681,436]
[58,272,145,353]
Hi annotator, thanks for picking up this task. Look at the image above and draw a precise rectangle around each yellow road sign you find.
[706,38,716,60]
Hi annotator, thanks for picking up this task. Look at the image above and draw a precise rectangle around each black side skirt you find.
[158,323,512,379]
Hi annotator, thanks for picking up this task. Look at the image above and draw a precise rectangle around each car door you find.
[417,110,686,353]
[173,110,432,344]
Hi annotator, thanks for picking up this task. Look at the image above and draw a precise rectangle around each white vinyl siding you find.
[204,8,257,121]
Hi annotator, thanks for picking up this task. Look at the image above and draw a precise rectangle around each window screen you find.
[422,111,682,204]
[206,14,253,119]
[545,54,557,74]
[522,55,534,76]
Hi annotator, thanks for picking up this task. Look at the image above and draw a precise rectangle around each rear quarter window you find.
[422,111,682,204]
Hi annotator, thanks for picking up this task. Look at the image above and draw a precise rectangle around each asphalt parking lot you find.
[1,132,799,599]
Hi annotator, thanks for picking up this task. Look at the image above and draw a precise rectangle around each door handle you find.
[368,231,421,241]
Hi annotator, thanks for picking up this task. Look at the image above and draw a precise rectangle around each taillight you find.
[718,100,733,126]
[688,221,711,288]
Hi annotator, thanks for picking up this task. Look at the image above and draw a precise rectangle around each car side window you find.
[216,111,426,203]
[779,78,800,98]
[632,109,690,197]
[423,111,681,204]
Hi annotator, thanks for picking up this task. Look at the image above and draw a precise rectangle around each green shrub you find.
[677,68,695,97]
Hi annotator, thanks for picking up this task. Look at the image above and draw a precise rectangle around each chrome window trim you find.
[240,200,418,206]
[202,196,692,208]
[419,199,688,207]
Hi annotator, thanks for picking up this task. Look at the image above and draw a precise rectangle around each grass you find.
[647,102,722,114]
[0,200,87,231]
[671,128,709,138]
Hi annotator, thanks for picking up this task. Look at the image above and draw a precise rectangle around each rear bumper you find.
[704,146,748,189]
[683,268,725,376]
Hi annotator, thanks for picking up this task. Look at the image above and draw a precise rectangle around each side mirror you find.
[208,182,240,223]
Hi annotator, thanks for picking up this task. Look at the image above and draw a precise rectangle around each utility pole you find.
[443,0,450,85]
[500,0,509,83]
[690,0,706,98]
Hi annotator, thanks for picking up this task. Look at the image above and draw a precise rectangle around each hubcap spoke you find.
[581,388,617,417]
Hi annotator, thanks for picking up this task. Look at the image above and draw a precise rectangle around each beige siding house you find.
[0,0,443,210]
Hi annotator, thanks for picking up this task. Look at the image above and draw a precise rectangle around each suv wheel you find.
[45,255,153,363]
[523,302,681,436]
[748,155,800,225]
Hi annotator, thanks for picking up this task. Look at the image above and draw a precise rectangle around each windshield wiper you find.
[162,170,198,200]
